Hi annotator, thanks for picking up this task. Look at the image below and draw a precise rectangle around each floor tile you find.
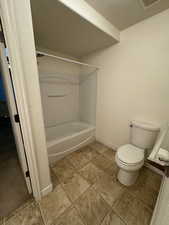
[79,162,109,185]
[52,206,84,225]
[75,186,111,225]
[102,149,116,161]
[127,167,161,209]
[3,143,160,225]
[94,176,125,207]
[80,146,100,161]
[52,158,75,182]
[6,201,44,225]
[61,172,90,202]
[106,165,119,177]
[67,147,91,170]
[101,209,126,225]
[40,185,71,225]
[92,154,113,171]
[127,181,158,210]
[89,141,109,154]
[139,167,162,191]
[92,154,118,177]
[113,191,152,225]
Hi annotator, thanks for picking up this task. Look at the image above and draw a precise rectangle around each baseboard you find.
[41,183,53,197]
[96,137,119,151]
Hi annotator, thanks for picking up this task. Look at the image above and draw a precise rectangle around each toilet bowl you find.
[115,120,160,186]
[115,144,144,186]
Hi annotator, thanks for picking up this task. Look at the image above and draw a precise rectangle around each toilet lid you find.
[117,144,144,165]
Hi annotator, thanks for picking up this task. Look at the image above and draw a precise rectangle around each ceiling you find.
[30,0,169,57]
[30,0,118,58]
[84,0,169,30]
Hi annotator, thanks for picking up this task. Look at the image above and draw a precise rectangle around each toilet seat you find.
[115,154,144,172]
[117,144,144,165]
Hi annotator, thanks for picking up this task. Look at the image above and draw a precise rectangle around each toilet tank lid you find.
[131,120,160,131]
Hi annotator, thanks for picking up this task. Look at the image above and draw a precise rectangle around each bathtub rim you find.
[46,125,95,148]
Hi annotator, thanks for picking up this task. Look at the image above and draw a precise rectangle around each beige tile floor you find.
[3,142,162,225]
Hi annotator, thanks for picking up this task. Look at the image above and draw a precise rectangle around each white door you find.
[0,42,32,194]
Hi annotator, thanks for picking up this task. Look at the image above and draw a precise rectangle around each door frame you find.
[0,0,49,201]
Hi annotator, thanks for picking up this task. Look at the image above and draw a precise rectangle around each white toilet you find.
[115,120,160,186]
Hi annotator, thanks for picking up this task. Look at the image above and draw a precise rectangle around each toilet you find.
[115,120,160,186]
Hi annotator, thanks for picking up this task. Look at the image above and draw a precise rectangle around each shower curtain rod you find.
[36,50,99,69]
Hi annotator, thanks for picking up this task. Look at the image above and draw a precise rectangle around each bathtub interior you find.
[46,121,95,142]
[38,55,97,161]
[47,121,95,164]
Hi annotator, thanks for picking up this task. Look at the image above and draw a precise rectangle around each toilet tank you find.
[131,120,160,150]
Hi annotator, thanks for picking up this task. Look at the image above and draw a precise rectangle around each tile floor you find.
[3,142,162,225]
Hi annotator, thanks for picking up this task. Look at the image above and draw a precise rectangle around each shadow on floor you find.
[0,117,30,216]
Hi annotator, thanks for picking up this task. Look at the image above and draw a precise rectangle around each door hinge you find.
[14,114,20,123]
[25,170,30,177]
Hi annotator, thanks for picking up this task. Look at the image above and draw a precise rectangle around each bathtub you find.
[46,121,95,164]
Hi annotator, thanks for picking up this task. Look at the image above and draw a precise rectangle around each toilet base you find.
[117,169,139,186]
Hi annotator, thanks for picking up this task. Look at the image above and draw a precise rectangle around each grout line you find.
[126,188,154,212]
[59,171,92,204]
[96,195,112,225]
[72,184,99,225]
[4,197,34,221]
[72,207,86,225]
[99,207,128,225]
[112,209,128,225]
[51,142,154,223]
[40,177,87,225]
[66,146,96,170]
[38,175,77,225]
[111,208,128,225]
[37,201,48,225]
[51,142,109,174]
[51,144,117,200]
[72,184,113,225]
[52,158,96,225]
[123,188,154,213]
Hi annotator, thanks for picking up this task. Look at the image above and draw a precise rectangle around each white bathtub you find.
[46,121,95,164]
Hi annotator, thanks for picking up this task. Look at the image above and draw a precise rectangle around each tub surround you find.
[38,54,97,164]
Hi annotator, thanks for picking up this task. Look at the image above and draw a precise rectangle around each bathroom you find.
[0,0,169,225]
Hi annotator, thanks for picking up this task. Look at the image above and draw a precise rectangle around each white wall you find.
[38,55,80,127]
[82,9,169,149]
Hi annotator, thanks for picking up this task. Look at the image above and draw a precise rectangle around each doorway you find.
[0,40,32,216]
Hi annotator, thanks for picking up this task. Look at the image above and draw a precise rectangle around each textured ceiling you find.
[84,0,169,30]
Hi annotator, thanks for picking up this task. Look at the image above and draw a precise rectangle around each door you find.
[0,41,32,194]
